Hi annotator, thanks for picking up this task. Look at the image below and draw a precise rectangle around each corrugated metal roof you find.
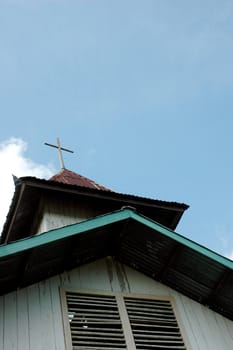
[0,208,233,321]
[49,168,111,191]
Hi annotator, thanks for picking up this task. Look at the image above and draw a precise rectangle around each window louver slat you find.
[124,297,186,350]
[66,292,127,349]
[73,348,126,350]
[66,292,187,350]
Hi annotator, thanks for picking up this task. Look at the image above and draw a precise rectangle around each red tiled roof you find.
[49,168,111,191]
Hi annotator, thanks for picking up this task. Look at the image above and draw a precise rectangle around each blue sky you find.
[0,1,233,257]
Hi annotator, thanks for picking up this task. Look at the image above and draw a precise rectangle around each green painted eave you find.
[0,209,130,258]
[0,208,232,271]
[1,208,233,321]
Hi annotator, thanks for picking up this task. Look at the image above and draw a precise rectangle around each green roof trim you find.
[0,209,131,258]
[0,208,233,270]
[130,211,233,270]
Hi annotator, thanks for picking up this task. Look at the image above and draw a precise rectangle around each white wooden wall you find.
[35,197,102,234]
[1,257,233,350]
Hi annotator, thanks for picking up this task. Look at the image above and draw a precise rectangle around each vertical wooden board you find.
[39,280,56,350]
[27,283,42,350]
[105,257,122,292]
[0,296,4,350]
[63,266,81,289]
[37,200,83,233]
[36,197,101,234]
[196,302,232,350]
[123,264,169,295]
[162,290,233,350]
[91,258,113,291]
[78,259,111,291]
[178,298,209,350]
[60,268,80,289]
[192,302,212,350]
[4,292,17,350]
[57,258,136,294]
[60,288,73,350]
[59,258,117,292]
[37,211,49,234]
[78,260,100,290]
[211,311,233,349]
[17,288,30,350]
[49,276,66,350]
[109,258,131,292]
[199,305,225,350]
[172,294,198,350]
[223,317,233,344]
[57,270,72,289]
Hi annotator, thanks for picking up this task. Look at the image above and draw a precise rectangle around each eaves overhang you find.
[1,176,188,243]
[0,208,233,321]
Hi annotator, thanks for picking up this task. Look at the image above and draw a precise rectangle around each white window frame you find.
[60,289,188,350]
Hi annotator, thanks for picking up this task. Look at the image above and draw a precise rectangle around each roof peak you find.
[49,168,111,191]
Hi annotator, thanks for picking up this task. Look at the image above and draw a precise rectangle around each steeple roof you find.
[49,168,111,191]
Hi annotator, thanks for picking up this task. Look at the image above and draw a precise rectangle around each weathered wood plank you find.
[27,284,42,350]
[17,288,29,350]
[39,280,56,350]
[50,276,66,350]
[0,296,4,350]
[4,292,17,350]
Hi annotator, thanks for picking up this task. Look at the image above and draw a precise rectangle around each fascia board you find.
[0,209,132,258]
[22,179,188,211]
[0,208,233,271]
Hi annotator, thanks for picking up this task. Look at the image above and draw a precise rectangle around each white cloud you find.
[0,138,53,233]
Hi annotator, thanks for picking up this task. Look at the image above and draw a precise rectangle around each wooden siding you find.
[35,197,102,234]
[0,257,233,349]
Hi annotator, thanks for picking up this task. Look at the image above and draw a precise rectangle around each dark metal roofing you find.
[0,208,233,321]
[1,172,188,243]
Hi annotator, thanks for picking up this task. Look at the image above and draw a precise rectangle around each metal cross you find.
[44,137,74,169]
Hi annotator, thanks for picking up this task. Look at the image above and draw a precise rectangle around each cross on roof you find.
[44,138,74,169]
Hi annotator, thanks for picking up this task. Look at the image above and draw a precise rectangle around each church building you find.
[0,144,233,349]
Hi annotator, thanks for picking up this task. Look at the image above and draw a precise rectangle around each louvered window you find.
[66,292,127,349]
[124,297,186,350]
[63,291,187,350]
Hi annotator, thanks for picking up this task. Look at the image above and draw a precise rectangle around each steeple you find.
[44,138,110,190]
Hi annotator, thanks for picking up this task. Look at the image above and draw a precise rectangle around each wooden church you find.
[0,145,233,349]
